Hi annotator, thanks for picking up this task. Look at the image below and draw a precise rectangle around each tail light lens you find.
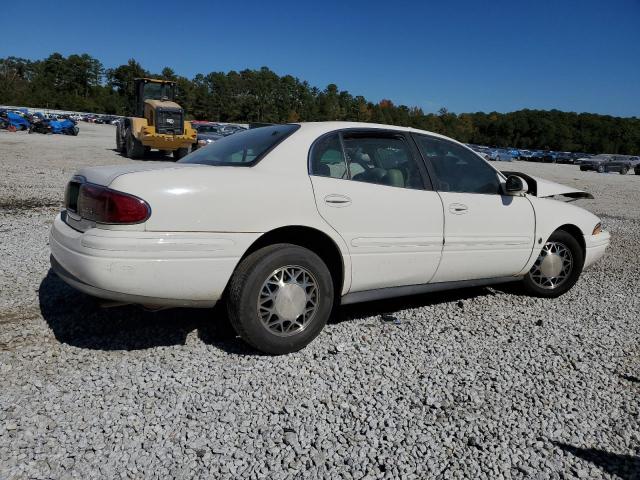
[76,184,150,224]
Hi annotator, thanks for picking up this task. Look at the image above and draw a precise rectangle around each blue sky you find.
[2,0,639,117]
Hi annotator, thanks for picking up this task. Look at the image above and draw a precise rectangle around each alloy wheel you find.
[529,241,574,289]
[257,265,319,337]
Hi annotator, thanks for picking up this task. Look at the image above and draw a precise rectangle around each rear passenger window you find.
[414,135,501,194]
[310,134,348,179]
[342,133,424,190]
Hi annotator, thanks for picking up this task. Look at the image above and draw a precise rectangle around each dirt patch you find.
[0,197,61,211]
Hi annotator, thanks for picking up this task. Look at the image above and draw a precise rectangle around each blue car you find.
[488,148,516,161]
[0,110,30,131]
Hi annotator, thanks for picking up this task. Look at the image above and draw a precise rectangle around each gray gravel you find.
[1,125,639,479]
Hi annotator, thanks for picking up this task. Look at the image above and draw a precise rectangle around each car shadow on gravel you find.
[552,442,640,480]
[38,270,250,353]
[334,286,501,324]
[110,148,176,161]
[39,269,508,354]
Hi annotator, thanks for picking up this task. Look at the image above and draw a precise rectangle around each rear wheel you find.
[523,230,584,298]
[620,166,629,175]
[226,244,334,354]
[125,129,145,159]
[597,165,605,173]
[173,147,189,160]
[579,166,587,171]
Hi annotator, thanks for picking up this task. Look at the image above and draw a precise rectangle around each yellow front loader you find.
[116,78,196,160]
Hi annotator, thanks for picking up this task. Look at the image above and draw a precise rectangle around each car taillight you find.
[77,184,150,224]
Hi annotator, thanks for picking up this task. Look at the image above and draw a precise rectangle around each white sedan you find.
[50,122,610,354]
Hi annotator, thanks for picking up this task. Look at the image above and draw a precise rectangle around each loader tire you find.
[125,129,145,159]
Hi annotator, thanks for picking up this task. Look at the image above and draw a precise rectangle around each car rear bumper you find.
[583,231,610,269]
[49,213,260,307]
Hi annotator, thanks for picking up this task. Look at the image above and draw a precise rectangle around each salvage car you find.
[579,154,615,172]
[487,148,515,161]
[50,122,610,354]
[599,155,639,174]
[191,123,224,150]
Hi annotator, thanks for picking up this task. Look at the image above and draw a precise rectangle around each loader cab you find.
[134,78,176,117]
[134,78,184,135]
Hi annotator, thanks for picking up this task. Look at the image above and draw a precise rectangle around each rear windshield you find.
[180,124,299,166]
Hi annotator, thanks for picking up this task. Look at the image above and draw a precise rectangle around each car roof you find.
[293,121,457,143]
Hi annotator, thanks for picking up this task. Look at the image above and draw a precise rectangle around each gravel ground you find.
[0,124,638,479]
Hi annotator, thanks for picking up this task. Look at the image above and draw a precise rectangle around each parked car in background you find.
[579,154,615,172]
[601,155,640,174]
[571,153,588,165]
[220,124,248,136]
[488,148,515,161]
[49,122,610,354]
[466,144,491,160]
[0,110,30,131]
[518,150,533,161]
[542,151,558,163]
[555,152,573,164]
[192,123,224,150]
[529,151,545,162]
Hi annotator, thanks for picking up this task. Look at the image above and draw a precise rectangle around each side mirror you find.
[504,175,528,196]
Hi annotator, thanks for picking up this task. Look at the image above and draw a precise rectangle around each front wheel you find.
[125,129,145,159]
[597,165,605,173]
[226,244,334,354]
[620,166,629,175]
[115,124,125,153]
[522,230,584,298]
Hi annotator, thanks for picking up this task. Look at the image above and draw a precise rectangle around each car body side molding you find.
[340,276,522,305]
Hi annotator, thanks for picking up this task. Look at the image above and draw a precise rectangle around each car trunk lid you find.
[64,162,204,232]
[75,162,201,187]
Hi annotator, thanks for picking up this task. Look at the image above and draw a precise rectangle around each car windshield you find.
[180,124,299,166]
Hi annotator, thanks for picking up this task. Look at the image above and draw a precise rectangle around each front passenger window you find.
[415,135,502,194]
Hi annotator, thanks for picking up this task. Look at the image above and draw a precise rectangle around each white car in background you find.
[50,122,610,354]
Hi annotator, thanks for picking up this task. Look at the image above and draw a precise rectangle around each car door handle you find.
[449,203,468,214]
[324,194,352,207]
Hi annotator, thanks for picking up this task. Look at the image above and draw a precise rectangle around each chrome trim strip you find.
[340,276,521,305]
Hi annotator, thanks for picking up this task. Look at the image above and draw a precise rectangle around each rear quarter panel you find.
[108,135,353,293]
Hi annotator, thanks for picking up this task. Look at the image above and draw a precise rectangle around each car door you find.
[413,134,535,283]
[309,130,444,293]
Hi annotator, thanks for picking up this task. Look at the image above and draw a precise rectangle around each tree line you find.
[1,53,638,154]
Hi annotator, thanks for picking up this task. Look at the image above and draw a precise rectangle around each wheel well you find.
[241,226,344,295]
[556,224,586,253]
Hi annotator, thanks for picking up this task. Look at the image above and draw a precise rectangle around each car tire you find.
[579,166,587,171]
[116,124,126,153]
[635,167,640,175]
[620,166,629,175]
[173,147,189,160]
[226,243,334,355]
[522,230,584,298]
[597,165,605,173]
[125,129,144,159]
